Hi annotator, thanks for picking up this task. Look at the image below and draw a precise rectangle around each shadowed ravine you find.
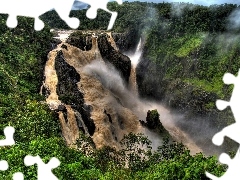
[43,30,219,155]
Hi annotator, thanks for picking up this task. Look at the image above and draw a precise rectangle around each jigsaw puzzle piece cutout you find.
[0,126,15,146]
[207,70,240,179]
[79,0,122,30]
[216,100,230,111]
[222,71,240,121]
[1,0,79,31]
[12,172,24,180]
[24,155,60,180]
[206,148,240,179]
[107,12,117,31]
[53,1,80,30]
[0,160,8,171]
[213,70,240,145]
[212,123,240,146]
[222,72,237,85]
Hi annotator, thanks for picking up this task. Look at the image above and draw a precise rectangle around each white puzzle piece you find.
[0,160,8,171]
[79,0,122,30]
[0,0,122,30]
[24,155,60,180]
[0,0,79,31]
[206,69,240,179]
[0,126,15,146]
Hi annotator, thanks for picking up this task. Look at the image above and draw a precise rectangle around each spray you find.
[44,33,218,155]
[128,38,143,95]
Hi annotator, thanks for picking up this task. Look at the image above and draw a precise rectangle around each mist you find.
[171,2,195,16]
[82,60,139,109]
[227,7,240,31]
[81,55,221,155]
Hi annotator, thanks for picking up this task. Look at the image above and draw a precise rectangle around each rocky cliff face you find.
[42,30,211,154]
[55,50,95,136]
[136,50,218,116]
[66,31,131,83]
[112,30,140,53]
[42,31,142,149]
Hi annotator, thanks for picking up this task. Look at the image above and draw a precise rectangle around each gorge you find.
[43,29,220,155]
[2,2,239,178]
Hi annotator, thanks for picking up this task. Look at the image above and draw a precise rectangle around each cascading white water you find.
[74,36,205,154]
[127,38,209,154]
[88,54,203,153]
[45,31,218,155]
[129,38,142,94]
[131,38,142,68]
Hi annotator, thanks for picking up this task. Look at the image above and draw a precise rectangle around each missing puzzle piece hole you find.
[66,17,80,29]
[107,12,117,30]
[48,157,60,168]
[13,172,24,180]
[6,15,18,28]
[0,160,8,171]
[219,153,231,164]
[223,73,236,85]
[216,100,229,111]
[86,8,97,19]
[212,133,224,146]
[4,126,14,135]
[34,19,45,31]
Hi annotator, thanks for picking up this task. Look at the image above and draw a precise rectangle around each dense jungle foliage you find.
[0,1,239,179]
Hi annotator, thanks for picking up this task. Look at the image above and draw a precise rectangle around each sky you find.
[72,0,240,9]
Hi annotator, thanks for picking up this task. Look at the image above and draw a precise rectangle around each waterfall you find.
[107,32,119,51]
[126,38,210,154]
[53,30,75,42]
[43,36,141,150]
[43,31,216,155]
[129,38,142,95]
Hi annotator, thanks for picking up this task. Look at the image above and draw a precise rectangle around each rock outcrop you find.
[66,31,131,82]
[43,31,141,149]
[55,51,95,136]
[112,30,140,53]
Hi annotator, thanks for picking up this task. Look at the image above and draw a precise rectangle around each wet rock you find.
[146,109,165,133]
[50,38,62,50]
[97,34,131,83]
[61,44,68,50]
[112,30,139,53]
[57,104,66,112]
[104,109,112,123]
[54,50,96,136]
[41,84,51,98]
[67,31,131,83]
[66,31,92,51]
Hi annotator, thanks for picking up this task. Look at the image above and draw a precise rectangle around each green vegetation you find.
[144,109,167,134]
[40,2,240,117]
[135,3,240,129]
[0,1,239,179]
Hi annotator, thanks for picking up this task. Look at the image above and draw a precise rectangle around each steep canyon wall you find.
[42,30,215,155]
[42,32,142,149]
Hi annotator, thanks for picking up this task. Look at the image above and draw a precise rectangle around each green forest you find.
[0,1,240,179]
